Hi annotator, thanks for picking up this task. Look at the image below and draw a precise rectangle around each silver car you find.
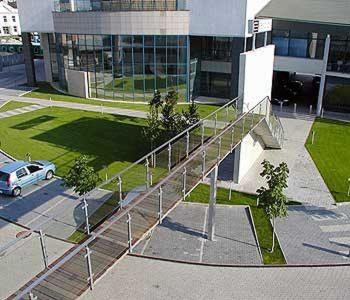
[0,160,56,197]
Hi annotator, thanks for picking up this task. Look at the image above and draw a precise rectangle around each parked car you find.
[0,161,56,197]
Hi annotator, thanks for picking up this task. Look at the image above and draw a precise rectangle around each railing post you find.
[217,137,222,161]
[127,213,133,253]
[29,292,38,300]
[241,118,246,138]
[117,176,123,209]
[85,246,94,290]
[158,186,163,224]
[202,150,206,180]
[214,113,218,135]
[230,127,235,152]
[186,131,190,158]
[82,196,91,235]
[182,167,187,200]
[251,110,255,128]
[145,158,151,189]
[201,122,205,145]
[39,230,49,269]
[226,105,229,123]
[168,143,172,171]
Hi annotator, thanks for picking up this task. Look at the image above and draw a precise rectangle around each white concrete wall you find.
[67,69,89,98]
[17,0,54,33]
[239,45,275,111]
[234,44,275,183]
[53,10,189,35]
[186,0,270,37]
[235,132,265,183]
[274,56,324,75]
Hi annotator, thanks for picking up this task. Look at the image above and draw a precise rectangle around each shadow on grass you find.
[11,116,56,130]
[31,116,147,173]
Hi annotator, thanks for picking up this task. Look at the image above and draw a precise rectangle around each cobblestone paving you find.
[276,205,350,264]
[134,203,262,265]
[82,255,350,300]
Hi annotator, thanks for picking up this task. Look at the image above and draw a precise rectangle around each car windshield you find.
[32,161,44,166]
[0,171,9,182]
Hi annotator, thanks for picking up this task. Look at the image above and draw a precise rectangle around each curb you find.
[0,148,16,162]
[247,206,264,264]
[270,218,288,264]
[0,100,10,110]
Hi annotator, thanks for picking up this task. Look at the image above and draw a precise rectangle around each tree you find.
[161,89,181,138]
[183,99,200,127]
[63,155,100,197]
[257,160,289,253]
[143,90,163,150]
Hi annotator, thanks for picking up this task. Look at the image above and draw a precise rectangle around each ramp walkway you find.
[8,96,284,300]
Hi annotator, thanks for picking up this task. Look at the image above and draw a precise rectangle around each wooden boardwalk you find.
[9,108,272,300]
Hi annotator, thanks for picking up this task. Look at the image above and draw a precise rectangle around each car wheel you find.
[12,187,21,197]
[46,170,54,180]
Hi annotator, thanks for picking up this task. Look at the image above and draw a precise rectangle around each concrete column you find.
[233,144,241,184]
[207,165,218,241]
[40,33,53,83]
[230,38,245,98]
[22,32,36,87]
[317,35,331,116]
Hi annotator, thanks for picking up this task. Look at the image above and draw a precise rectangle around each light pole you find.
[347,178,350,197]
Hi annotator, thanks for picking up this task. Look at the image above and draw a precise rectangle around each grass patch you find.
[23,82,218,118]
[0,101,30,113]
[306,118,350,203]
[186,184,286,265]
[0,106,148,178]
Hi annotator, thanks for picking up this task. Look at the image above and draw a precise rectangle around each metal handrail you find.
[16,96,266,300]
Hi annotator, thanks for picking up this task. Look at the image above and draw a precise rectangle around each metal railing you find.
[267,109,285,147]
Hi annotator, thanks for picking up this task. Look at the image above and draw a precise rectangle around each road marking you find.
[199,207,208,263]
[311,212,347,221]
[320,224,350,233]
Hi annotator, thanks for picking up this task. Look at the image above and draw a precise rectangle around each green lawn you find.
[0,101,30,113]
[306,118,350,203]
[186,184,286,265]
[0,106,148,178]
[23,82,218,118]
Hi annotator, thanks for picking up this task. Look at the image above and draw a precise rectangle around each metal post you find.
[280,102,283,112]
[309,105,313,115]
[168,143,172,171]
[321,108,324,118]
[251,110,255,128]
[202,150,206,180]
[182,167,187,200]
[230,127,235,151]
[158,186,163,224]
[186,131,190,157]
[117,176,123,209]
[39,230,49,269]
[214,113,218,135]
[29,292,37,300]
[207,165,218,241]
[312,131,316,145]
[241,118,245,137]
[145,158,150,189]
[127,213,133,253]
[85,246,94,290]
[82,196,90,235]
[264,31,268,46]
[201,123,205,145]
[294,103,297,114]
[347,178,350,197]
[226,105,229,123]
[217,137,222,161]
[252,33,256,51]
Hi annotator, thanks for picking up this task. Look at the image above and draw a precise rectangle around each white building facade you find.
[0,1,21,37]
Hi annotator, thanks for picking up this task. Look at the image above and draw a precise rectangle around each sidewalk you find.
[11,96,148,119]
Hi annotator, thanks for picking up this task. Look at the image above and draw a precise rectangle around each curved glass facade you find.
[54,0,187,12]
[50,33,192,102]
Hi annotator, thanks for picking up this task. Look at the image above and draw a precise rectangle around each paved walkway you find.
[0,104,45,119]
[82,255,350,300]
[134,203,262,265]
[219,112,335,208]
[276,204,350,264]
[12,96,148,119]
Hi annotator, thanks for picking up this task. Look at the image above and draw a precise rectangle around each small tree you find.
[183,99,200,127]
[63,156,100,197]
[161,89,180,138]
[257,160,289,253]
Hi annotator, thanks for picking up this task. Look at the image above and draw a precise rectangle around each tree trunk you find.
[271,217,275,253]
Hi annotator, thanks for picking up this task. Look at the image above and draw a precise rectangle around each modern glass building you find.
[49,33,192,101]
